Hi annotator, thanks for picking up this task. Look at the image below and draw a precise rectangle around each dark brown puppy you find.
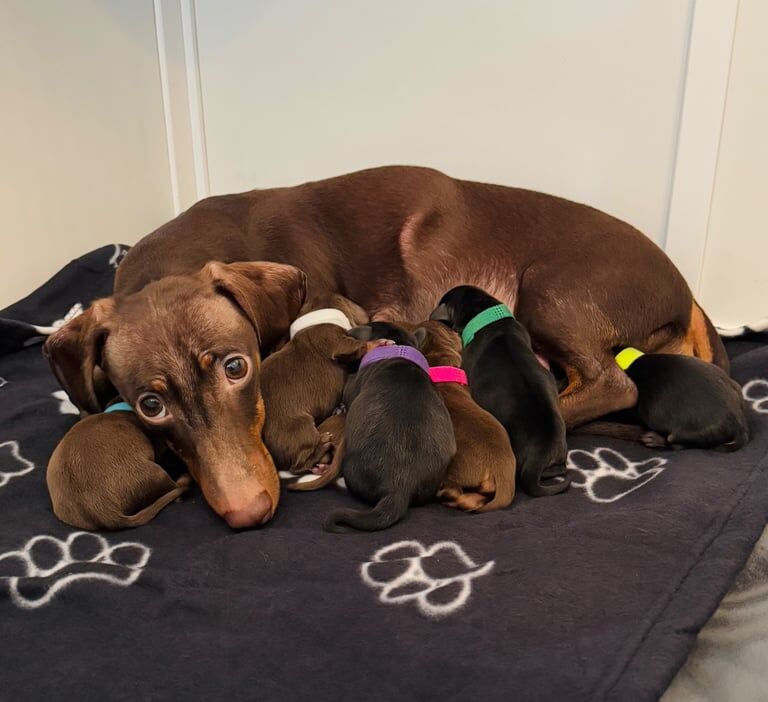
[325,322,455,532]
[407,320,515,512]
[432,286,569,497]
[44,261,306,529]
[576,350,749,450]
[115,166,726,433]
[261,293,369,474]
[47,410,190,530]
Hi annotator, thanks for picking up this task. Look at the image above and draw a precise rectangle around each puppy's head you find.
[429,286,502,334]
[407,320,462,367]
[301,292,369,327]
[44,261,306,529]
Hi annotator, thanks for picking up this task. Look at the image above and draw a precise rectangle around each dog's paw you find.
[0,441,35,489]
[567,447,667,504]
[360,540,494,618]
[0,532,151,609]
[743,379,768,414]
[640,431,668,448]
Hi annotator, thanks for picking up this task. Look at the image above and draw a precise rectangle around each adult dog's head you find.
[44,261,307,529]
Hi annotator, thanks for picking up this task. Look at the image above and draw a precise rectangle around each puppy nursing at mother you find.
[432,286,570,497]
[260,293,371,476]
[324,322,456,532]
[409,320,516,512]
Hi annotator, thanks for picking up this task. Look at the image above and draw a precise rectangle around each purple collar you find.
[358,345,430,374]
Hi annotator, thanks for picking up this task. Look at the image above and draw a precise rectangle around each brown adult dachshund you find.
[44,165,726,528]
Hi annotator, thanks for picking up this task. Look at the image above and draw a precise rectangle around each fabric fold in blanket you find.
[0,246,766,702]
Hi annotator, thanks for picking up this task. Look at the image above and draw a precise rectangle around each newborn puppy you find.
[324,322,456,532]
[287,412,346,491]
[261,293,370,474]
[410,320,515,512]
[431,286,569,497]
[47,406,190,530]
[578,349,749,450]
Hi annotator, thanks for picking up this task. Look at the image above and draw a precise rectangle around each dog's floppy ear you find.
[347,325,373,341]
[331,336,371,364]
[42,299,114,415]
[429,302,452,325]
[413,327,429,349]
[203,261,307,351]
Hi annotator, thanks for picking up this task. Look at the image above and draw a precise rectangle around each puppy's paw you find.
[640,431,668,449]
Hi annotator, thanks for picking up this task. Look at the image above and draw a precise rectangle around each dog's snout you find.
[222,492,273,529]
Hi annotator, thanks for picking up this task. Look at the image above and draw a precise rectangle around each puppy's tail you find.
[518,456,571,497]
[324,493,409,533]
[118,474,191,529]
[477,461,516,513]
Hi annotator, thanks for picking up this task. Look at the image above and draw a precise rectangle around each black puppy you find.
[325,321,456,532]
[576,348,749,450]
[431,286,569,496]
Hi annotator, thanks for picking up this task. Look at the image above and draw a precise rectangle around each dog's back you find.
[325,358,455,531]
[628,354,748,450]
[463,319,568,496]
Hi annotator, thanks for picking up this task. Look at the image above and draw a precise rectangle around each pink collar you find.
[428,365,468,385]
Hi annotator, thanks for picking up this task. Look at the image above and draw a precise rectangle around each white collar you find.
[289,308,353,339]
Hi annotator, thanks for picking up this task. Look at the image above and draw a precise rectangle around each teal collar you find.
[105,401,133,414]
[461,304,514,346]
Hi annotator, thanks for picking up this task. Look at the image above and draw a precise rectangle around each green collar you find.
[461,304,514,346]
[615,347,644,370]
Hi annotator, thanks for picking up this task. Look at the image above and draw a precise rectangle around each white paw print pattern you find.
[567,447,667,503]
[0,532,151,610]
[361,540,494,619]
[0,377,6,388]
[109,243,129,269]
[52,389,79,416]
[0,441,34,488]
[278,470,347,489]
[743,379,768,414]
[31,302,84,336]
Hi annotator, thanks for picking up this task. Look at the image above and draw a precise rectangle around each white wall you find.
[0,0,174,309]
[697,0,768,330]
[195,0,692,245]
[1,0,764,326]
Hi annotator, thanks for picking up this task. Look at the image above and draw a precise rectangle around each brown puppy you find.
[410,321,515,512]
[287,413,347,492]
[261,293,369,475]
[44,261,306,529]
[47,410,190,530]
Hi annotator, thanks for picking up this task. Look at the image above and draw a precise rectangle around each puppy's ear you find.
[203,261,307,352]
[348,325,373,341]
[429,303,452,326]
[42,299,114,415]
[331,337,371,364]
[413,327,429,349]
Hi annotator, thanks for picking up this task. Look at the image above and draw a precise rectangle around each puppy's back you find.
[628,354,748,449]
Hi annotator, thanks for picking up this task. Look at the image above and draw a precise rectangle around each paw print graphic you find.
[109,243,129,269]
[0,441,34,488]
[52,389,79,416]
[361,540,494,619]
[743,379,768,414]
[567,447,667,503]
[0,376,7,388]
[0,532,151,609]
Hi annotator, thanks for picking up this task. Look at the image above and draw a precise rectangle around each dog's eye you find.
[137,393,166,419]
[224,356,248,380]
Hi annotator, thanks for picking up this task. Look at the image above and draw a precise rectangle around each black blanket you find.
[1,246,767,702]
